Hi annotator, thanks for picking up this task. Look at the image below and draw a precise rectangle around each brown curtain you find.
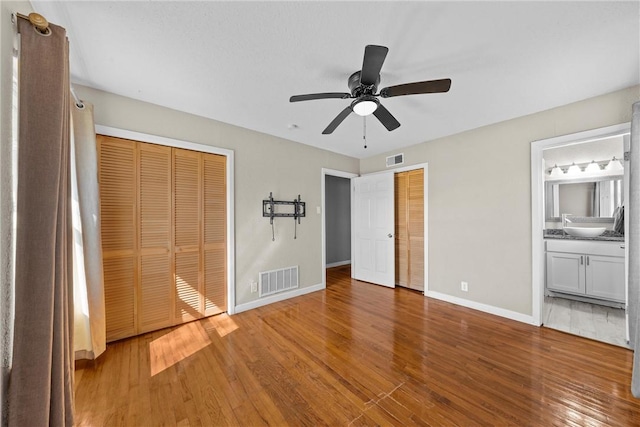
[9,18,74,426]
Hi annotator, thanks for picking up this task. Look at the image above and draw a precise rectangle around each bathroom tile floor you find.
[543,296,629,348]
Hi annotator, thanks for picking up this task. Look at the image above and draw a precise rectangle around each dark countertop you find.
[544,229,624,242]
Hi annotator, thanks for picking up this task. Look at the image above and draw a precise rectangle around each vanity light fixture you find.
[585,160,601,173]
[605,156,623,171]
[549,164,564,178]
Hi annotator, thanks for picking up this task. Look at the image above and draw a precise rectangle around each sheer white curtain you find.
[71,100,106,360]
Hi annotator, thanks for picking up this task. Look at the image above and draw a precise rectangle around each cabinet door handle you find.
[586,255,590,266]
[580,255,584,265]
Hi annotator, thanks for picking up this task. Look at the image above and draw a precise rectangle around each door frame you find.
[321,168,357,289]
[354,163,429,292]
[530,123,630,327]
[95,125,237,314]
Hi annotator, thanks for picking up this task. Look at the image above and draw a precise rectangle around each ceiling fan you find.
[289,45,451,135]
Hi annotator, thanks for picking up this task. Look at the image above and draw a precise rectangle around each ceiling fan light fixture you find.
[352,97,379,116]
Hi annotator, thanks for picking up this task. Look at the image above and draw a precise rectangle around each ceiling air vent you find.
[386,153,404,168]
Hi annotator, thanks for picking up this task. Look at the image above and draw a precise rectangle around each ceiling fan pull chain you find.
[363,116,367,149]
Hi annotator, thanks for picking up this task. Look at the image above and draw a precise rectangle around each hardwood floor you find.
[75,265,640,426]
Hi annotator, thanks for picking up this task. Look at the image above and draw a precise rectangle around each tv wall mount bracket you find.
[262,192,306,241]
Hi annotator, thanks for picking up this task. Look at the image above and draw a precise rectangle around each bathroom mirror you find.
[545,176,623,221]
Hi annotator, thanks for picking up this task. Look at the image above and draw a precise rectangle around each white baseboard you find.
[234,283,325,314]
[425,290,538,326]
[326,260,351,268]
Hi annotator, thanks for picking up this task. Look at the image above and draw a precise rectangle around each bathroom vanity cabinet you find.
[545,239,625,303]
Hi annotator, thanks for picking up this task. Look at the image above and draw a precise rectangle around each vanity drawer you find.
[545,239,624,257]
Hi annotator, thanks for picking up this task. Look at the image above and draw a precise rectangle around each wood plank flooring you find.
[74,265,640,426]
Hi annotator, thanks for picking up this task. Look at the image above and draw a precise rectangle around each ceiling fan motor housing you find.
[348,71,380,97]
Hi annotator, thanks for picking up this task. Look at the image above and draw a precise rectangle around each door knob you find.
[388,233,393,238]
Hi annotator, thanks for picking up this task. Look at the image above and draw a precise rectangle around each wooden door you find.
[98,136,137,341]
[173,149,203,323]
[407,170,424,290]
[203,154,227,316]
[99,135,227,341]
[394,169,424,291]
[395,173,408,287]
[138,143,173,333]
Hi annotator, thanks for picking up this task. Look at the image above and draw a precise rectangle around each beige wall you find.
[73,85,359,308]
[361,85,640,316]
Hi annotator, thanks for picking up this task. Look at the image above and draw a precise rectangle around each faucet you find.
[561,213,572,235]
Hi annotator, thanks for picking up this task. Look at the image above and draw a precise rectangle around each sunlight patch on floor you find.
[149,322,212,376]
[206,313,239,338]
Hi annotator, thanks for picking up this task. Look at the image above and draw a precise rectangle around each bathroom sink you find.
[564,227,606,238]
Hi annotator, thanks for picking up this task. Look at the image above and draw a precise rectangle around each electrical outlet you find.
[461,281,468,292]
[251,281,258,293]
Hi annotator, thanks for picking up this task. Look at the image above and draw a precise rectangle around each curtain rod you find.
[14,12,50,34]
[14,12,84,108]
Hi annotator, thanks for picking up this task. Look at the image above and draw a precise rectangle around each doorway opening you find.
[531,123,630,347]
[324,164,428,292]
[321,168,357,289]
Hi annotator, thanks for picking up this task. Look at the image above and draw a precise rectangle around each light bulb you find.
[585,161,600,173]
[352,99,378,116]
[567,163,581,175]
[605,157,623,171]
[549,164,564,178]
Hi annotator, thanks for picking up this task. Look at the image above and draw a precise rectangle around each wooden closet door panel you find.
[174,149,203,321]
[174,150,201,249]
[139,254,171,330]
[98,136,138,341]
[395,172,408,287]
[175,251,201,321]
[98,137,137,255]
[203,154,227,315]
[139,144,172,332]
[408,170,424,290]
[103,257,136,340]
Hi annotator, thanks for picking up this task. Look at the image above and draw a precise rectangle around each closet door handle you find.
[586,256,590,266]
[580,256,584,265]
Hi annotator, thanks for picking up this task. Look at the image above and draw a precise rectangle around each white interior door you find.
[352,173,395,288]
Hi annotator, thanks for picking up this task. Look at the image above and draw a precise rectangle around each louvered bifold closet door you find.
[99,137,228,340]
[407,169,424,290]
[395,172,409,287]
[174,149,203,322]
[98,136,137,341]
[138,144,173,333]
[203,153,227,316]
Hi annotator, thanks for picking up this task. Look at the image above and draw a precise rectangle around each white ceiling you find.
[32,1,640,159]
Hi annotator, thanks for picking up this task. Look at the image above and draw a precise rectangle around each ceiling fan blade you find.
[322,106,353,134]
[372,104,401,131]
[290,92,351,102]
[380,78,452,98]
[360,45,388,86]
